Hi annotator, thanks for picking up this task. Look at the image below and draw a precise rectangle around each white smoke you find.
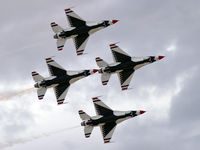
[0,125,80,149]
[0,87,35,101]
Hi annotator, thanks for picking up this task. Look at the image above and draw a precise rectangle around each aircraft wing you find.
[53,83,70,105]
[46,58,67,77]
[65,8,86,27]
[92,97,113,116]
[117,69,134,90]
[110,44,131,62]
[73,33,89,55]
[100,122,117,143]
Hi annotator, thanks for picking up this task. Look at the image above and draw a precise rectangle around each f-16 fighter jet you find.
[79,97,146,143]
[51,8,118,55]
[95,43,165,90]
[32,58,98,105]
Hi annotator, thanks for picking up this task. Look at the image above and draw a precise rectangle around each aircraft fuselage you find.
[83,111,138,127]
[103,56,156,73]
[58,21,110,39]
[37,70,91,88]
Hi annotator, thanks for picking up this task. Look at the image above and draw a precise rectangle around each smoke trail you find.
[0,87,35,101]
[0,125,80,149]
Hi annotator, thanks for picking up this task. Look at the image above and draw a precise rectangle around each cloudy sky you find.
[0,0,200,149]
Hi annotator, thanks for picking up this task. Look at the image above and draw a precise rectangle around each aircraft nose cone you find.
[112,20,119,24]
[158,56,165,60]
[93,69,99,73]
[140,110,146,114]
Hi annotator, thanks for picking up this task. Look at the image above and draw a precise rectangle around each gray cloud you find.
[170,67,200,125]
[0,0,199,149]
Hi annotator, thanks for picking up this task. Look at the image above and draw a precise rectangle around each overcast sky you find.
[0,0,200,149]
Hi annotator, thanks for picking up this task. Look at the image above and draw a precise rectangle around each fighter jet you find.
[51,8,118,55]
[32,58,98,105]
[95,43,165,90]
[79,97,146,143]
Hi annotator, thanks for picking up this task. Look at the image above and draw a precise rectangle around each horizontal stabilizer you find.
[32,71,44,82]
[101,73,111,86]
[84,126,93,138]
[79,110,91,120]
[51,22,64,33]
[37,87,47,100]
[95,57,108,68]
[57,39,67,51]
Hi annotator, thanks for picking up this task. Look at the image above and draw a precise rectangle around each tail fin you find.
[101,73,111,86]
[32,71,44,82]
[95,57,108,68]
[37,87,47,100]
[51,22,64,33]
[78,110,91,120]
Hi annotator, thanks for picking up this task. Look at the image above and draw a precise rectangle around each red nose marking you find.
[158,56,165,60]
[93,69,99,73]
[140,110,146,114]
[112,20,119,24]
